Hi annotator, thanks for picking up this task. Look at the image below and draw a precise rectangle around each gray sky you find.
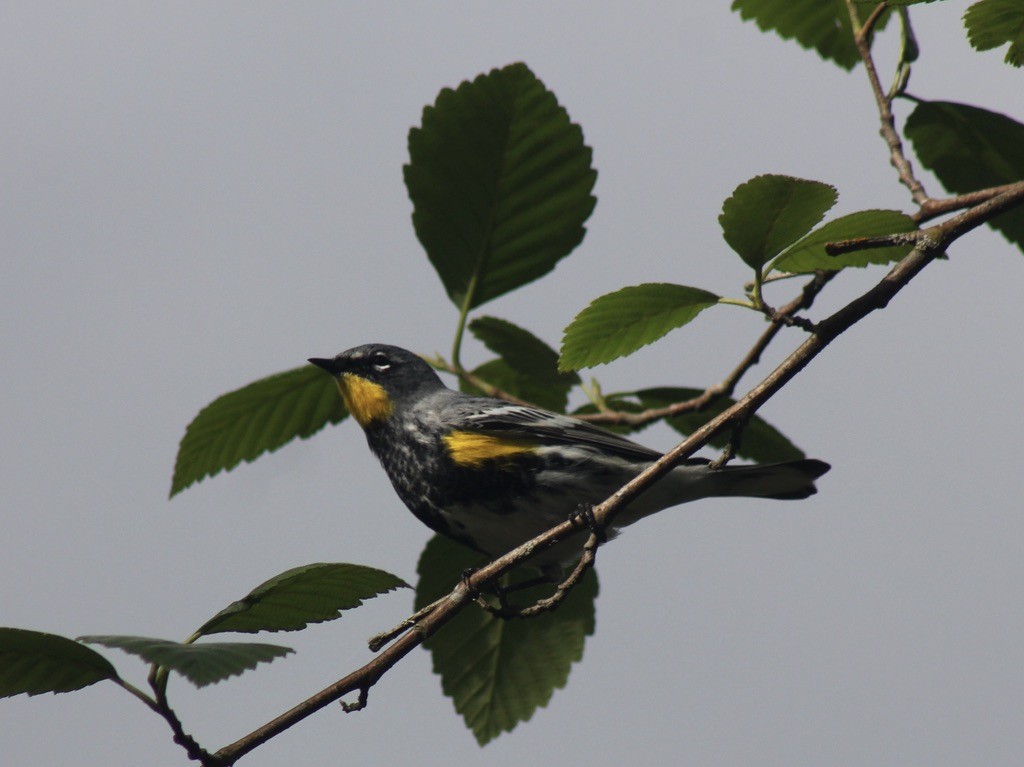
[3,3,1023,765]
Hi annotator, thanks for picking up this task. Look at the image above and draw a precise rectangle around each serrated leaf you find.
[905,101,1024,251]
[171,365,347,497]
[720,175,838,270]
[560,284,720,371]
[79,635,292,688]
[415,535,597,745]
[0,629,119,697]
[404,62,597,311]
[631,388,806,463]
[964,0,1024,67]
[772,209,918,272]
[195,563,409,637]
[731,0,891,70]
[467,317,579,411]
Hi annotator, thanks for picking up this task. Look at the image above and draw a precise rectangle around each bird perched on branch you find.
[310,343,829,579]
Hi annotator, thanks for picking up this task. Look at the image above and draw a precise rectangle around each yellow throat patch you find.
[443,430,536,468]
[337,373,393,427]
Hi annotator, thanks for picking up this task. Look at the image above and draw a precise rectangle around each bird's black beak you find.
[308,357,343,375]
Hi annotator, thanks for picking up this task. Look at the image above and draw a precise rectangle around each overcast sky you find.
[3,3,1023,765]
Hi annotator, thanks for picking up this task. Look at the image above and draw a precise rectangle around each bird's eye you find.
[371,352,392,372]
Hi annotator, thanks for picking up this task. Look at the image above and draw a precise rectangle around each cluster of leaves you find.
[1,564,404,691]
[4,0,1024,758]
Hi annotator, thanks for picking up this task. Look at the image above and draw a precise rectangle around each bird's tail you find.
[617,458,830,527]
[696,458,831,500]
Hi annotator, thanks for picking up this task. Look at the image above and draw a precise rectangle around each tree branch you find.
[211,181,1024,766]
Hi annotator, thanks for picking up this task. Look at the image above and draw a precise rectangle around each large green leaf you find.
[467,317,579,411]
[731,0,891,70]
[195,563,409,637]
[405,63,597,310]
[79,635,292,688]
[964,0,1024,67]
[171,365,347,497]
[905,101,1024,251]
[772,209,918,272]
[415,535,597,745]
[559,284,721,371]
[631,388,806,463]
[720,175,838,271]
[0,629,119,697]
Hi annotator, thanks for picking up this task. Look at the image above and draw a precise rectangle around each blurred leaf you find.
[720,175,838,270]
[415,535,597,745]
[405,62,597,310]
[171,365,347,497]
[905,101,1024,251]
[570,396,649,436]
[467,317,579,411]
[195,563,409,637]
[964,0,1024,67]
[731,0,891,70]
[632,387,806,463]
[79,635,292,688]
[0,629,119,697]
[462,359,570,412]
[772,209,918,272]
[560,284,720,371]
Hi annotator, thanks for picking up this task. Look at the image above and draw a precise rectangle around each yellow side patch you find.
[443,430,536,468]
[337,373,393,427]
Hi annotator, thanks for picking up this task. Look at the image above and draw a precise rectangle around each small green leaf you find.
[415,535,597,745]
[467,317,579,411]
[772,210,918,272]
[195,563,409,637]
[905,101,1024,251]
[0,629,119,697]
[731,0,891,70]
[964,0,1024,67]
[632,388,806,463]
[720,175,838,270]
[171,365,347,497]
[79,635,292,688]
[405,62,597,310]
[560,284,720,371]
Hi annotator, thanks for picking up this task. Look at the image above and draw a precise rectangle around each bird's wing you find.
[453,402,667,463]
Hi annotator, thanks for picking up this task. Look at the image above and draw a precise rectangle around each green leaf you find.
[79,635,292,688]
[0,629,119,697]
[195,563,409,637]
[171,365,347,497]
[467,317,579,411]
[405,62,597,310]
[560,284,721,371]
[964,0,1024,67]
[731,0,891,70]
[905,101,1024,251]
[631,388,806,463]
[772,209,918,272]
[415,535,597,745]
[720,175,838,271]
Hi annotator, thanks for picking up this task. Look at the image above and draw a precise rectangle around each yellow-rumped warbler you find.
[310,343,829,577]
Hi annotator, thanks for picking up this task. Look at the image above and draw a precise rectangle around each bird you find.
[309,343,829,579]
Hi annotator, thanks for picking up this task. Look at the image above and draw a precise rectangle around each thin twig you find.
[577,271,834,427]
[846,0,930,205]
